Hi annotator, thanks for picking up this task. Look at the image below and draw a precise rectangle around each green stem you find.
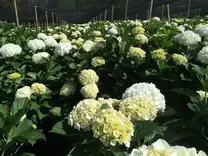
[14,143,24,154]
[1,130,12,156]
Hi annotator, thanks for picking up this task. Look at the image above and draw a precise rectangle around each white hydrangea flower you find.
[15,86,32,99]
[197,46,208,64]
[82,40,95,52]
[47,28,53,32]
[152,17,160,21]
[0,43,22,58]
[108,27,118,35]
[176,25,185,32]
[129,139,207,156]
[44,36,58,48]
[68,99,101,131]
[175,30,201,46]
[122,83,166,112]
[135,34,148,45]
[78,69,99,86]
[54,43,72,56]
[80,84,99,99]
[37,33,48,40]
[195,24,208,37]
[27,39,46,51]
[52,34,59,40]
[59,33,68,40]
[32,52,50,64]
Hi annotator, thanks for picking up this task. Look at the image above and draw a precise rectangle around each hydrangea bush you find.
[0,17,208,156]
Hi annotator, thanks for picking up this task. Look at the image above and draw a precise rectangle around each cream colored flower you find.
[80,84,99,99]
[31,83,47,95]
[78,69,99,85]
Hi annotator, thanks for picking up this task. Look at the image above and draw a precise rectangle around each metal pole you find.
[56,17,58,25]
[198,8,201,16]
[125,0,129,20]
[28,22,30,28]
[96,15,98,21]
[149,0,154,19]
[194,9,197,17]
[167,4,170,23]
[13,0,19,27]
[104,9,107,20]
[100,13,102,21]
[35,6,39,28]
[111,5,114,21]
[45,11,48,28]
[147,10,149,19]
[187,0,192,18]
[161,5,164,19]
[52,12,54,25]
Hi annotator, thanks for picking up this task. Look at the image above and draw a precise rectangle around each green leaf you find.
[11,98,30,116]
[145,69,159,76]
[10,119,33,139]
[134,121,159,140]
[0,104,9,118]
[171,88,198,97]
[187,103,200,112]
[10,119,45,141]
[26,72,37,79]
[49,107,61,116]
[0,114,5,128]
[22,129,46,141]
[202,80,208,90]
[16,153,36,156]
[100,104,111,110]
[50,121,67,136]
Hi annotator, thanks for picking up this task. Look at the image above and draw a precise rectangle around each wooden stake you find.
[13,0,19,27]
[149,0,154,19]
[125,0,129,20]
[52,12,54,24]
[35,6,39,28]
[187,0,192,18]
[104,9,107,20]
[167,4,170,23]
[161,5,164,19]
[111,5,114,21]
[45,11,48,28]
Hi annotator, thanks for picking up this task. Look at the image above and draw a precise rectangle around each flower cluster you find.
[127,47,146,59]
[54,43,72,56]
[68,99,101,131]
[122,83,166,112]
[119,96,158,121]
[92,109,134,147]
[197,46,208,64]
[175,30,201,46]
[0,43,22,58]
[195,24,208,37]
[80,84,99,99]
[78,69,99,86]
[91,57,105,67]
[132,26,145,35]
[135,34,148,45]
[31,83,47,95]
[27,39,46,51]
[172,53,188,65]
[60,83,75,96]
[129,139,207,156]
[8,72,21,79]
[32,52,50,64]
[151,48,167,61]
